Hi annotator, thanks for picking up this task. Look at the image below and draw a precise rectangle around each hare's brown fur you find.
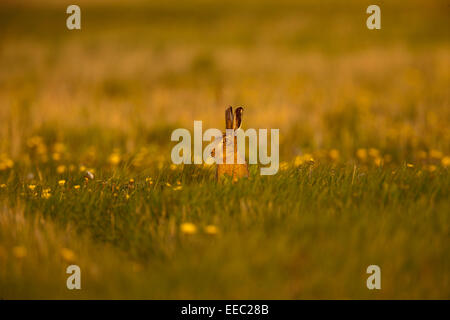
[215,107,249,182]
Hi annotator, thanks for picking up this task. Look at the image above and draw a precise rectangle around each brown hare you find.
[212,106,249,182]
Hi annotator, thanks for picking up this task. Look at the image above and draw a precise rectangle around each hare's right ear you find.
[225,106,234,129]
[234,107,243,130]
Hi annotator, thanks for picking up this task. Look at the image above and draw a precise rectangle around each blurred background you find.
[0,0,448,165]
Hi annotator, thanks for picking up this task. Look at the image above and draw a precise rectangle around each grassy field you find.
[0,0,449,299]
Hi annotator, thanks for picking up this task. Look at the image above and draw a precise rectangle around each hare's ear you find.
[234,107,243,130]
[225,106,234,129]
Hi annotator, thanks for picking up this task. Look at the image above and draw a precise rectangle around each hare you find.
[212,106,249,182]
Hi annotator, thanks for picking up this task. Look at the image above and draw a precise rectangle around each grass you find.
[0,0,449,299]
[1,162,449,298]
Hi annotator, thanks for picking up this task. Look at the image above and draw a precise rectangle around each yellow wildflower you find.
[52,153,61,161]
[28,184,36,191]
[374,157,383,167]
[204,225,218,235]
[58,180,66,186]
[6,159,13,168]
[294,155,304,167]
[418,151,427,159]
[180,223,197,235]
[329,149,340,161]
[108,153,121,165]
[13,246,27,259]
[304,154,314,163]
[280,161,289,171]
[368,148,379,158]
[441,156,450,167]
[42,188,51,199]
[53,142,66,153]
[356,148,367,161]
[430,150,443,159]
[56,165,66,174]
[74,185,80,190]
[60,248,76,263]
[0,158,13,171]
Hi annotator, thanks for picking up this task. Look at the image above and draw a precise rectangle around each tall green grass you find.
[1,162,449,298]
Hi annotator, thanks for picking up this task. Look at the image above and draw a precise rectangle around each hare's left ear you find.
[225,106,234,129]
[234,107,243,130]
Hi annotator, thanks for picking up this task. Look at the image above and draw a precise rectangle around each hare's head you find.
[211,106,245,160]
[225,106,243,131]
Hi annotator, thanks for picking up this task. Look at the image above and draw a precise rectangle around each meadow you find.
[0,0,449,299]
